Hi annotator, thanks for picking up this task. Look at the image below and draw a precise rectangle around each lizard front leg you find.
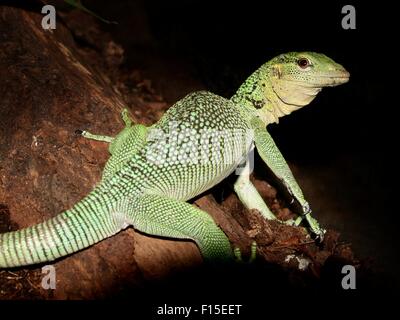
[234,158,301,227]
[251,118,325,238]
[234,157,277,220]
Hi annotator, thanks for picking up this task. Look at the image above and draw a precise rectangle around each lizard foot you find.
[284,215,325,241]
[301,204,326,241]
[234,241,257,263]
[304,213,326,241]
[283,216,304,227]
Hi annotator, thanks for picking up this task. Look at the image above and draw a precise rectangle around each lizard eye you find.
[297,58,310,69]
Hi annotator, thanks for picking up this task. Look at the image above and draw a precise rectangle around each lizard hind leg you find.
[125,194,233,262]
[102,122,148,181]
[76,108,133,147]
[77,130,114,143]
[120,108,133,127]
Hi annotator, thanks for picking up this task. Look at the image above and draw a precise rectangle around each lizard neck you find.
[230,64,307,126]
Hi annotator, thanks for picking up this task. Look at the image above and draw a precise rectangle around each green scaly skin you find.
[0,52,349,267]
[231,52,349,236]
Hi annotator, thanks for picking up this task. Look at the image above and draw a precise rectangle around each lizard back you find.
[130,91,253,201]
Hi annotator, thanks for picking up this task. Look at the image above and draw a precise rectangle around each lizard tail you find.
[0,193,124,268]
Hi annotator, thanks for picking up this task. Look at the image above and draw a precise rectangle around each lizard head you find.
[232,52,350,124]
[269,52,350,88]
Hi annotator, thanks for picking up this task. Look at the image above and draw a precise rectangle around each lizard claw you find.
[234,241,257,263]
[305,213,326,241]
[301,204,326,241]
[313,227,326,242]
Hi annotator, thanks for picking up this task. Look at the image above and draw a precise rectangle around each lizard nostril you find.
[343,70,350,78]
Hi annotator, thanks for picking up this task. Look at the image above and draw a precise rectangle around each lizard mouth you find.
[318,70,350,86]
[288,71,350,88]
[320,71,350,86]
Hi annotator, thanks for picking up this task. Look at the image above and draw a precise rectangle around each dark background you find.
[2,0,397,305]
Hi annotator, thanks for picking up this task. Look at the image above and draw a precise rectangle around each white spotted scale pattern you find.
[0,91,254,267]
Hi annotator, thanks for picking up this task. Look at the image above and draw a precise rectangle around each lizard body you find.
[0,52,349,267]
